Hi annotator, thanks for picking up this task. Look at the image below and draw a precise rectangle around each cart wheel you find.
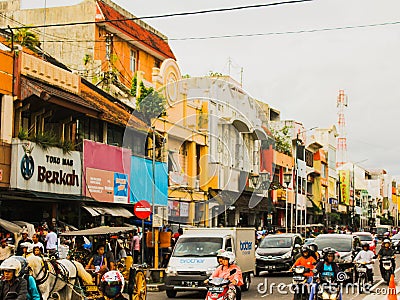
[132,270,147,300]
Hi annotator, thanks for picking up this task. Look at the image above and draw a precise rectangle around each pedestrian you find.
[31,234,44,255]
[45,226,58,258]
[16,229,32,256]
[0,238,14,264]
[131,230,140,264]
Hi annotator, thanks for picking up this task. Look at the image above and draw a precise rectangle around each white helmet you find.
[218,250,236,264]
[0,257,22,277]
[101,271,125,298]
[20,242,33,253]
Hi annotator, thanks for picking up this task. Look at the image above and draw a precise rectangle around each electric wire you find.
[3,0,313,30]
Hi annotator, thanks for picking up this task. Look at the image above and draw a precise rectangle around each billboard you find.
[10,140,81,195]
[83,140,130,203]
[339,170,350,206]
[130,155,168,206]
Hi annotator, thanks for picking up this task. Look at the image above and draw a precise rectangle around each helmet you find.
[361,242,370,250]
[216,249,226,257]
[301,245,310,254]
[100,271,125,298]
[0,257,22,277]
[383,239,391,244]
[20,242,33,253]
[308,243,318,252]
[217,250,235,264]
[12,256,28,276]
[322,247,336,260]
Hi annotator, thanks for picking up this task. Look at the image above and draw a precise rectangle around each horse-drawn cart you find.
[61,226,147,300]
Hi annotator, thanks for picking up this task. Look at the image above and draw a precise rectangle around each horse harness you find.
[35,258,77,295]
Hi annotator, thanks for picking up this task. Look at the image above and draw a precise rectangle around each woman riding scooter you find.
[210,250,243,300]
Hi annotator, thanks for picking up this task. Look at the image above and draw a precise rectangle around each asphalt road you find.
[146,248,400,300]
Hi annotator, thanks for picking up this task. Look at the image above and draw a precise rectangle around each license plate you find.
[182,281,198,287]
[357,268,367,272]
[266,265,276,270]
[86,285,98,292]
[209,286,224,293]
[293,276,305,281]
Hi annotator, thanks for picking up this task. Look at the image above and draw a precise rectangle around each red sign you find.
[134,200,152,219]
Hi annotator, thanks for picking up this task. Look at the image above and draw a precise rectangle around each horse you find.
[27,255,93,299]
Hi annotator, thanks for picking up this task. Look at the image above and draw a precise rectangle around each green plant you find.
[10,28,41,52]
[58,140,74,155]
[131,77,166,123]
[208,71,223,77]
[270,125,292,156]
[32,131,58,150]
[18,128,29,140]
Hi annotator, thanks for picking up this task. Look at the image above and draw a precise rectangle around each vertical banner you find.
[339,170,350,206]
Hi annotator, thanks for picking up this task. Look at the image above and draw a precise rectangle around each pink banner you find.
[83,140,131,202]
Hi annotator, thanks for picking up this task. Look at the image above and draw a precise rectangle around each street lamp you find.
[294,127,317,233]
[284,169,292,233]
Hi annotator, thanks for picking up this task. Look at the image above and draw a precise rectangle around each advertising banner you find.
[339,170,350,206]
[130,155,168,206]
[10,139,81,194]
[83,140,130,203]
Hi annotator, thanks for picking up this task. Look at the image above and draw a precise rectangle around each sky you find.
[20,0,400,175]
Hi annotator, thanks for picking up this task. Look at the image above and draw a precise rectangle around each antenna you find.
[336,90,348,167]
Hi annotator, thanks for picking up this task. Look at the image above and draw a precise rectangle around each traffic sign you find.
[134,200,152,219]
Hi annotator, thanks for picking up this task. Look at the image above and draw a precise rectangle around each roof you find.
[97,1,175,60]
[265,233,301,238]
[61,225,136,236]
[80,81,148,132]
[315,234,353,239]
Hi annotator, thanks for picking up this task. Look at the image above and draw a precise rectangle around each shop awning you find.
[82,205,134,218]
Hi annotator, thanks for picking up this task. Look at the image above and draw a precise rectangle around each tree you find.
[12,28,41,52]
[131,77,166,123]
[270,125,292,156]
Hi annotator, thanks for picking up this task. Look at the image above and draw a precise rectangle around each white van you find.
[164,227,255,298]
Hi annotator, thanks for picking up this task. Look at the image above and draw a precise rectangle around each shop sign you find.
[180,202,189,217]
[85,168,128,203]
[339,170,350,206]
[10,140,81,194]
[83,140,131,203]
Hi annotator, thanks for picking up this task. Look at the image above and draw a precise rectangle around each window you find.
[130,49,137,73]
[107,123,123,147]
[225,238,233,252]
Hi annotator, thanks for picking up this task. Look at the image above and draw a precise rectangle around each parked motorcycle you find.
[292,266,311,300]
[380,256,394,284]
[205,269,237,300]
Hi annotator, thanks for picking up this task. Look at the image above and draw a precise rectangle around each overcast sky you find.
[21,0,400,175]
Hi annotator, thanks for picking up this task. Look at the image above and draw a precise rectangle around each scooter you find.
[205,269,237,300]
[380,256,394,284]
[355,262,372,293]
[292,266,311,300]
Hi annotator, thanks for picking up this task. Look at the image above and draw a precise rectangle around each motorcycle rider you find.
[210,250,243,300]
[309,248,342,300]
[12,256,41,300]
[354,242,375,284]
[308,243,320,261]
[290,245,316,283]
[0,257,28,300]
[100,270,127,300]
[378,239,396,277]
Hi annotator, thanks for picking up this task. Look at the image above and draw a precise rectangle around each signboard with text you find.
[83,140,131,203]
[339,170,350,206]
[10,139,81,194]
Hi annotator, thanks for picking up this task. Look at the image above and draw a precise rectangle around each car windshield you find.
[259,237,292,248]
[173,237,223,257]
[356,235,372,242]
[315,237,352,252]
[377,228,389,234]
